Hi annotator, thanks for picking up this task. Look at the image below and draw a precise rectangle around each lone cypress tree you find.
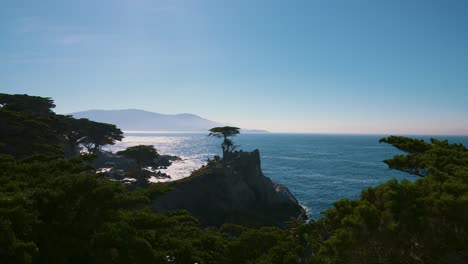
[208,126,240,166]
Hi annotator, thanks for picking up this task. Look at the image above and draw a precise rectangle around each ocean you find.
[106,133,468,219]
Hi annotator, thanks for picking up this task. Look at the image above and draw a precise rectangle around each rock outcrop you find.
[152,150,307,228]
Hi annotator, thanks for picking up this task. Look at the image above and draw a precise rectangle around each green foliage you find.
[0,95,304,263]
[0,94,63,159]
[0,93,55,116]
[308,136,468,263]
[0,93,123,159]
[0,150,305,264]
[57,115,86,157]
[222,226,307,264]
[379,136,432,154]
[380,136,468,177]
[79,121,123,154]
[0,155,220,263]
[117,145,159,167]
[2,93,468,263]
[116,145,160,186]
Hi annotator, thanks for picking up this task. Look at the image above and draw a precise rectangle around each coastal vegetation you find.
[116,145,160,185]
[117,145,160,168]
[152,149,307,227]
[0,93,123,159]
[1,93,467,263]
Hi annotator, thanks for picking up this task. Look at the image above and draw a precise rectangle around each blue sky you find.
[1,0,467,134]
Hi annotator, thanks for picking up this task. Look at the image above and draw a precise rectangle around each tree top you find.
[208,126,240,138]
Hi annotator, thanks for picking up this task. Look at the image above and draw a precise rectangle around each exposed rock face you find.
[152,150,307,228]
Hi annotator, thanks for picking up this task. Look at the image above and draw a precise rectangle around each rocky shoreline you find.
[95,148,307,227]
[94,151,181,183]
[152,150,307,228]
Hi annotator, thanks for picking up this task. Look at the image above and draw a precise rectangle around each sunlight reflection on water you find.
[104,134,217,182]
[103,133,468,219]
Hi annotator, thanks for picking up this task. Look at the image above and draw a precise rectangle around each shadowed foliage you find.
[117,145,160,185]
[306,136,468,263]
[1,93,468,263]
[0,93,123,159]
[117,145,159,168]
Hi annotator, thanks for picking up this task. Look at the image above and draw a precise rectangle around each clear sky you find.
[1,0,467,134]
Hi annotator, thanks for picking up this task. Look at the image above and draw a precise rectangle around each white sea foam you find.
[100,133,440,219]
[150,157,205,182]
[104,134,218,182]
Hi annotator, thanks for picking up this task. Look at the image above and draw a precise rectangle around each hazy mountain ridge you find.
[70,109,268,132]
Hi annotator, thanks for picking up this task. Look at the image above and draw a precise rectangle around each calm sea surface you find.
[106,133,468,219]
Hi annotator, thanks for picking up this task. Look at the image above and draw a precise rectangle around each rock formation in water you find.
[94,152,180,184]
[152,150,307,227]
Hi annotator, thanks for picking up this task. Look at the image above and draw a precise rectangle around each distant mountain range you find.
[70,109,268,133]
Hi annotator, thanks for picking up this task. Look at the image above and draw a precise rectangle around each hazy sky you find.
[1,0,467,134]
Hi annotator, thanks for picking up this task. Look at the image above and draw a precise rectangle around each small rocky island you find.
[152,149,307,227]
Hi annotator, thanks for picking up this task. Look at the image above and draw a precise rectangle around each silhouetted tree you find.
[117,145,159,185]
[0,93,62,158]
[81,121,123,154]
[0,93,55,116]
[117,145,159,168]
[208,126,240,165]
[58,115,89,157]
[0,93,125,159]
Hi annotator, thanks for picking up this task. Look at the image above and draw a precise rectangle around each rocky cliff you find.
[152,150,307,227]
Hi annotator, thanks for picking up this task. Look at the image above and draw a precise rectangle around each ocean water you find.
[106,133,468,219]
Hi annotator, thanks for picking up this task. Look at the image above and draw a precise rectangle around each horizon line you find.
[123,130,468,137]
